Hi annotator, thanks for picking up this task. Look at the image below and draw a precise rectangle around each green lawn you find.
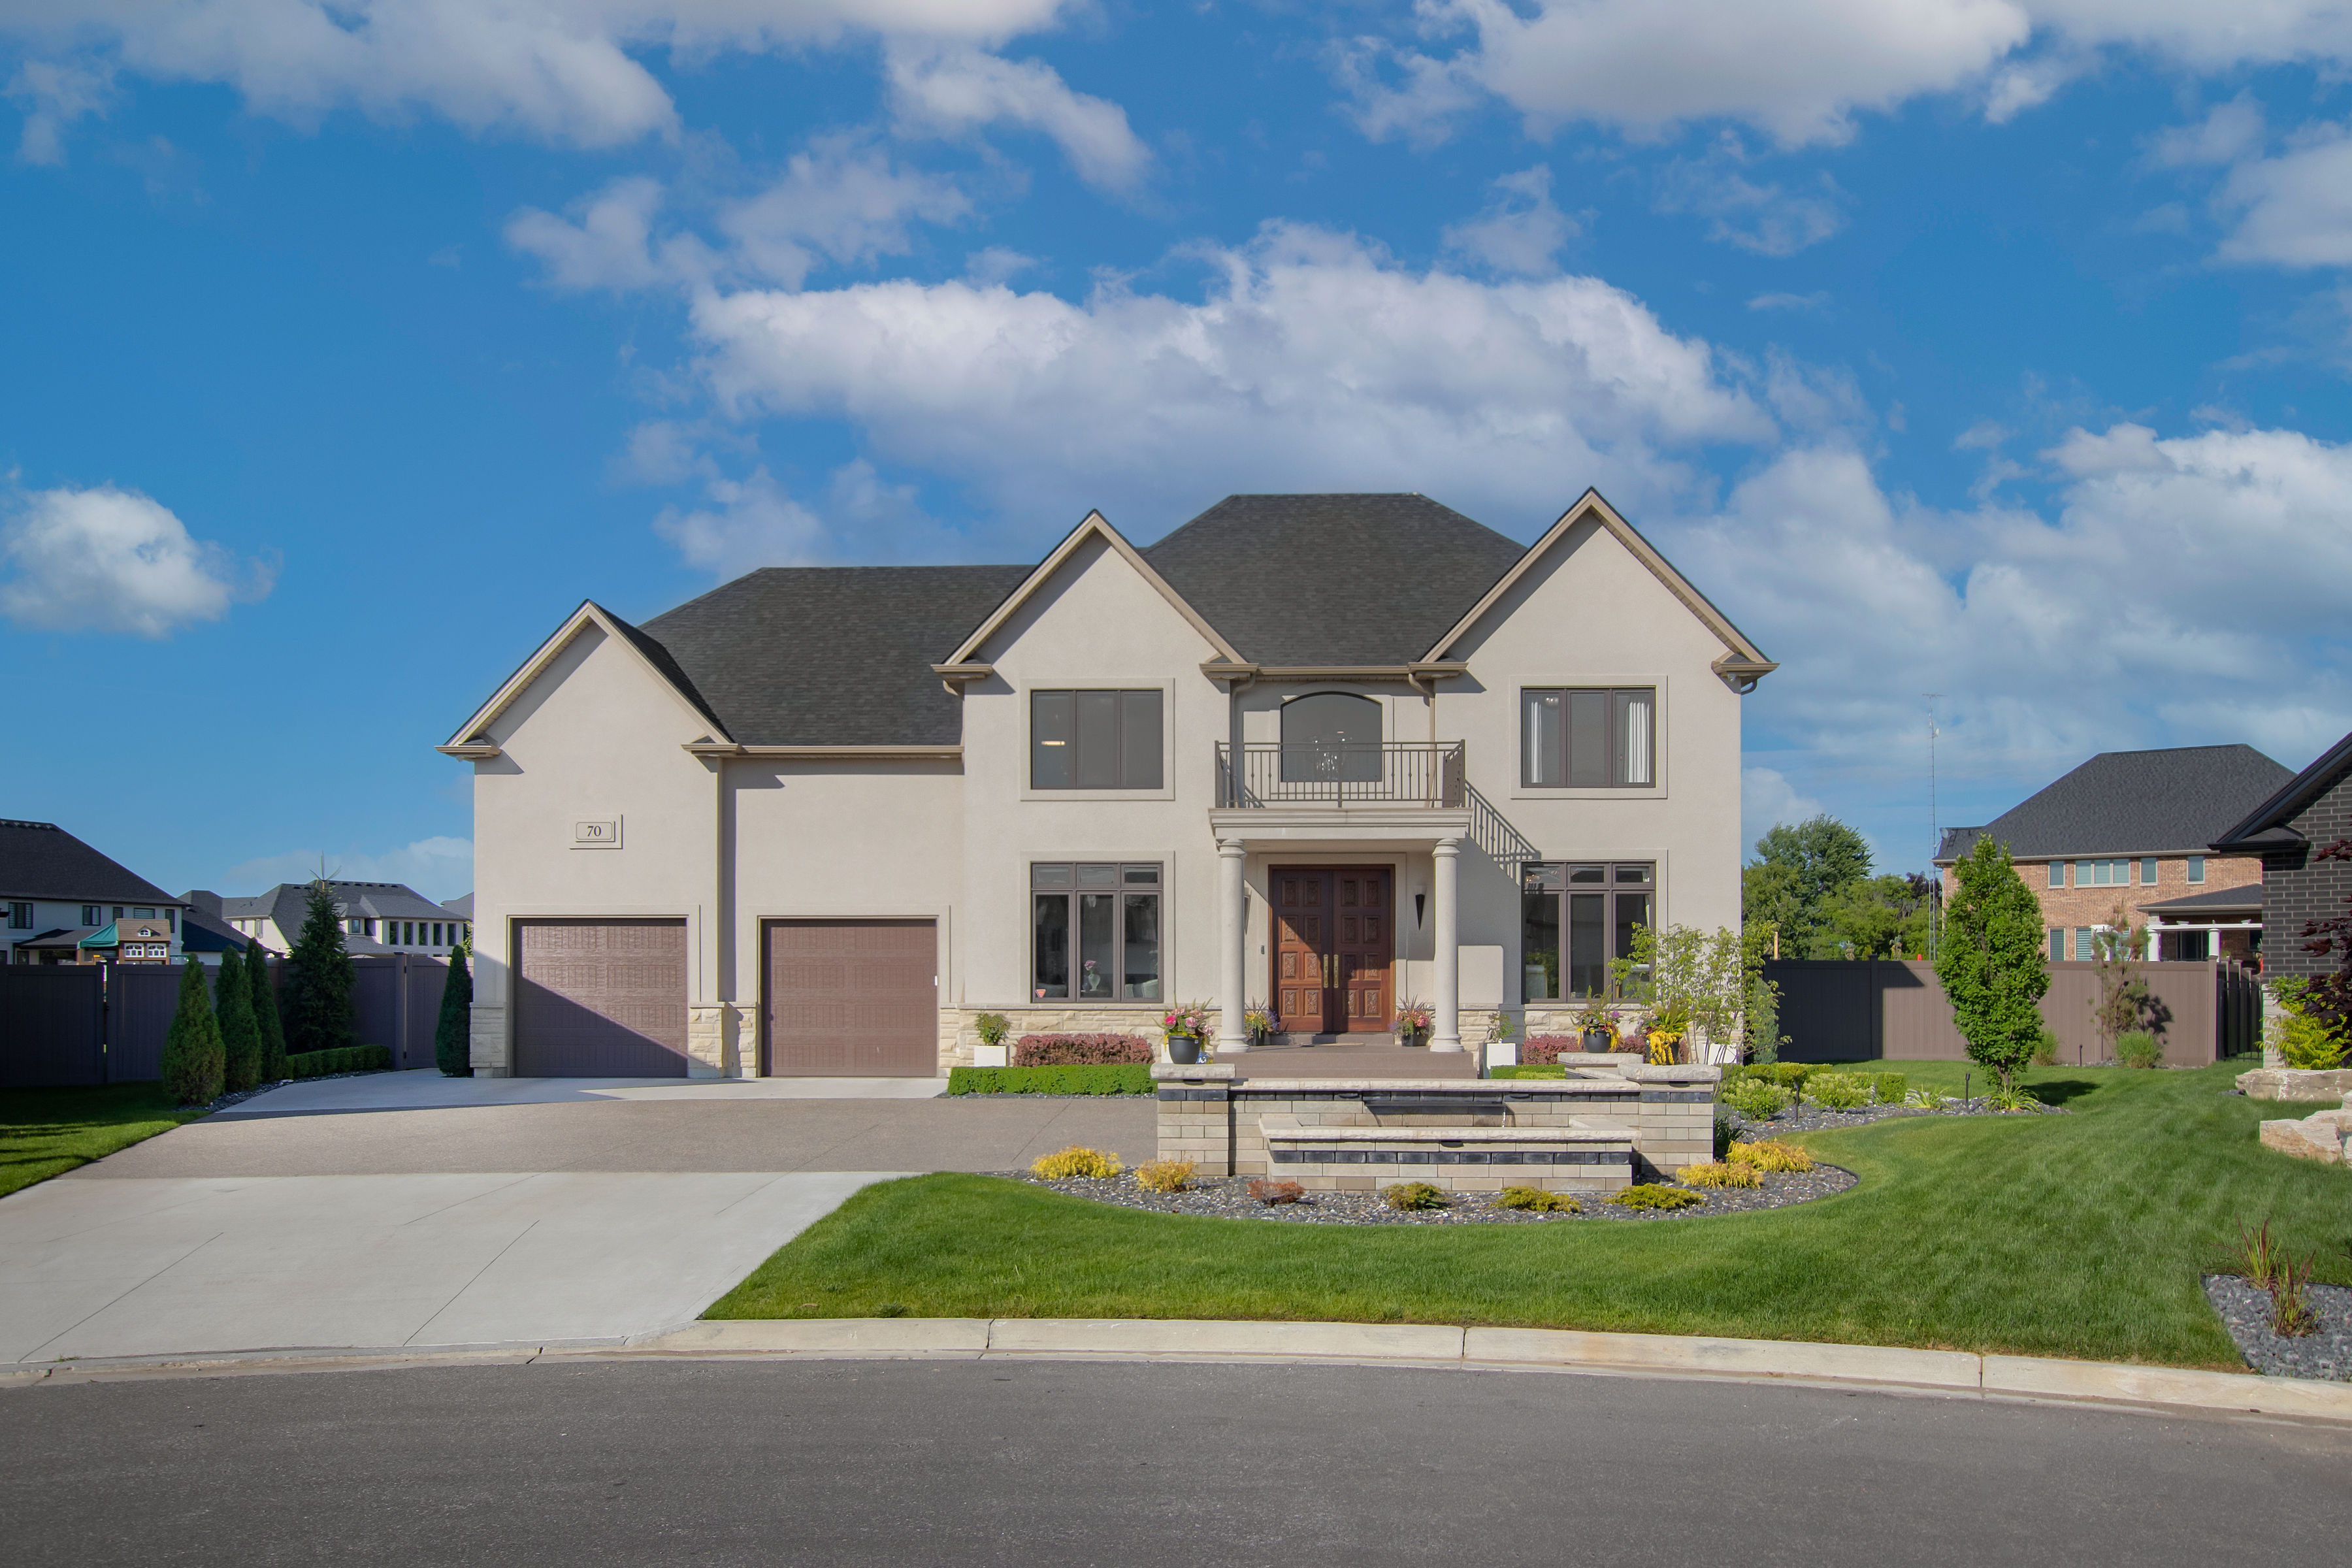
[0,1084,206,1198]
[708,1060,2352,1368]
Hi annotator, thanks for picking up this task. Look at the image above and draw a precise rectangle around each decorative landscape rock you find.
[2236,1067,2352,1103]
[2257,1101,2352,1165]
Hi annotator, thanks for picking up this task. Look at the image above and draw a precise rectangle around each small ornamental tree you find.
[284,880,357,1056]
[2294,840,2352,1045]
[2087,900,2150,1064]
[434,939,473,1077]
[160,958,226,1106]
[1934,836,2050,1098]
[246,939,289,1082]
[215,945,263,1093]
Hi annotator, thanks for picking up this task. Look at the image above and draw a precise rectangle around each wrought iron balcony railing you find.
[1215,742,1466,808]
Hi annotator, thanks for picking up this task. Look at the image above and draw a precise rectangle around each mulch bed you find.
[2203,1275,2352,1382]
[1015,1160,1857,1225]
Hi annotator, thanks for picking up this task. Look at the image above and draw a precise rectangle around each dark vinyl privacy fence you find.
[1766,957,2263,1066]
[0,953,449,1088]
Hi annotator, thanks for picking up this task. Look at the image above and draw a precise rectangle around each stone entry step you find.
[1257,1114,1636,1194]
[1211,1043,1478,1081]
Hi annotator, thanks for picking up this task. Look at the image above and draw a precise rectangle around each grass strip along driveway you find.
[0,1085,205,1199]
[710,1061,2352,1370]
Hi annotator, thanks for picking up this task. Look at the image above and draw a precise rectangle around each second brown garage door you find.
[514,919,689,1077]
[764,920,937,1077]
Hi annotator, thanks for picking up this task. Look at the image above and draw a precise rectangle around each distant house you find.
[1935,745,2294,964]
[221,881,472,956]
[1,819,185,966]
[2212,728,2352,992]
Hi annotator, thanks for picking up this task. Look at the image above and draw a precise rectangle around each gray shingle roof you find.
[222,881,466,931]
[0,820,177,904]
[1935,745,2295,863]
[2213,728,2352,852]
[1141,495,1529,665]
[636,566,1031,747]
[2136,883,2264,915]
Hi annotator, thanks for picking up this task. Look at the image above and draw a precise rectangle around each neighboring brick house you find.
[1935,745,2293,964]
[2212,728,2352,992]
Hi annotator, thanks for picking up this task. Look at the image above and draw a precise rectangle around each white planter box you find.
[1483,1040,1519,1069]
[973,1044,1009,1068]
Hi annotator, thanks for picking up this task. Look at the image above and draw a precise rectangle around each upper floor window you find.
[1031,689,1162,789]
[7,902,30,930]
[1281,692,1382,783]
[2083,858,2131,887]
[81,906,100,926]
[1523,688,1654,789]
[2187,855,2206,884]
[2140,858,2159,884]
[2046,862,2063,889]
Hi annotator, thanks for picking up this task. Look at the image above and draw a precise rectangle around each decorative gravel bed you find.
[1730,1095,2068,1137]
[2203,1275,2352,1382]
[1016,1161,1857,1224]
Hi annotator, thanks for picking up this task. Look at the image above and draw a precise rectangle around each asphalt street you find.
[7,1358,2348,1566]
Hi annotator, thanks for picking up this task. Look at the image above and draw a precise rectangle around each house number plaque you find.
[572,818,621,848]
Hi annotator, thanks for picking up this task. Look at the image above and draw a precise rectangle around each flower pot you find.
[1168,1035,1203,1066]
[1581,1028,1614,1054]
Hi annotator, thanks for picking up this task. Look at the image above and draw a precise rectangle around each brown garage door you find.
[515,919,689,1077]
[764,920,937,1077]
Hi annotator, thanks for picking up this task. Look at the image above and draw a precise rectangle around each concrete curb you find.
[10,1318,2352,1426]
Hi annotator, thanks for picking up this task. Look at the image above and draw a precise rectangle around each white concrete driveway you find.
[0,1169,890,1364]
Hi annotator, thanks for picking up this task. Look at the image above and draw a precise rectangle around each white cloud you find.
[2213,125,2352,268]
[224,836,474,902]
[685,221,1776,527]
[1748,291,1829,312]
[1338,0,2352,148]
[1655,138,1846,255]
[1441,164,1577,275]
[0,0,1080,155]
[0,482,272,637]
[2148,94,2265,169]
[508,142,970,293]
[7,57,112,164]
[1741,766,1827,858]
[884,42,1149,191]
[653,466,826,573]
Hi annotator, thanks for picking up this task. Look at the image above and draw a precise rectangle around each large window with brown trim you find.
[1032,862,1162,1001]
[1522,688,1655,788]
[1031,690,1164,789]
[1521,862,1654,1000]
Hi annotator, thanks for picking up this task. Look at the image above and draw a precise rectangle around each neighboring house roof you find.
[444,893,472,918]
[180,902,250,953]
[0,819,178,905]
[2212,728,2352,855]
[1141,495,1527,666]
[642,565,1032,746]
[2138,884,2264,917]
[222,881,461,934]
[16,926,95,951]
[1936,745,2296,864]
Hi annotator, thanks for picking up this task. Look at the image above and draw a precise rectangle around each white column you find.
[1431,836,1462,1053]
[1217,838,1249,1053]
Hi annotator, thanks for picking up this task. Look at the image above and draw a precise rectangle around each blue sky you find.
[7,1,2352,903]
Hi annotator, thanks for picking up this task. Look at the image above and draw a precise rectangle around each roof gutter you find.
[1198,661,1469,687]
[1712,655,1779,694]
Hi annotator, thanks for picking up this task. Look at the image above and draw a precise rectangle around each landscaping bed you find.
[1725,1095,2068,1137]
[1015,1162,1856,1224]
[2204,1275,2352,1382]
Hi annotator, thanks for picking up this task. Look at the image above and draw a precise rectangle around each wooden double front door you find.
[1271,867,1394,1034]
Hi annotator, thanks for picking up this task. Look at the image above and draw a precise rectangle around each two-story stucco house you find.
[440,492,1773,1079]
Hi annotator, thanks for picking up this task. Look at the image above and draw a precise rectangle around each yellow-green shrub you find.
[1134,1158,1195,1193]
[1805,1071,1872,1109]
[1031,1145,1123,1179]
[1727,1138,1814,1173]
[1610,1183,1702,1211]
[1382,1181,1447,1211]
[2277,1010,2350,1071]
[1678,1160,1762,1189]
[1495,1186,1579,1213]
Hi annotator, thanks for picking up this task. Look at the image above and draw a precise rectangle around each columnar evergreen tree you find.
[434,939,473,1077]
[215,945,263,1093]
[1933,836,2050,1100]
[283,880,357,1057]
[247,939,289,1082]
[160,958,226,1106]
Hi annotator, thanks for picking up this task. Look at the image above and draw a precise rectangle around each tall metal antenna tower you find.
[1925,694,1941,962]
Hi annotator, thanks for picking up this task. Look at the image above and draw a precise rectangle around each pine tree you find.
[247,939,289,1082]
[160,958,226,1106]
[283,880,357,1057]
[434,939,473,1077]
[215,945,262,1093]
[1933,835,2050,1100]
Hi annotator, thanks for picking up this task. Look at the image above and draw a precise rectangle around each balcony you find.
[1215,742,1466,808]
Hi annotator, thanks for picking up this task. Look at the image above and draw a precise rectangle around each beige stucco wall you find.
[469,622,721,1076]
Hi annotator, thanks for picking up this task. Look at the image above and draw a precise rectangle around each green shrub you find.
[1488,1064,1566,1079]
[946,1064,1154,1096]
[2031,1029,2060,1067]
[160,960,226,1107]
[1805,1071,1872,1109]
[1718,1077,1793,1119]
[1610,1183,1702,1211]
[1759,1062,1817,1090]
[2276,1010,2350,1071]
[214,955,261,1094]
[2114,1030,2164,1070]
[1868,1071,1907,1104]
[1495,1186,1578,1213]
[1382,1181,1447,1211]
[434,943,473,1078]
[285,1045,393,1079]
[1031,1146,1122,1179]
